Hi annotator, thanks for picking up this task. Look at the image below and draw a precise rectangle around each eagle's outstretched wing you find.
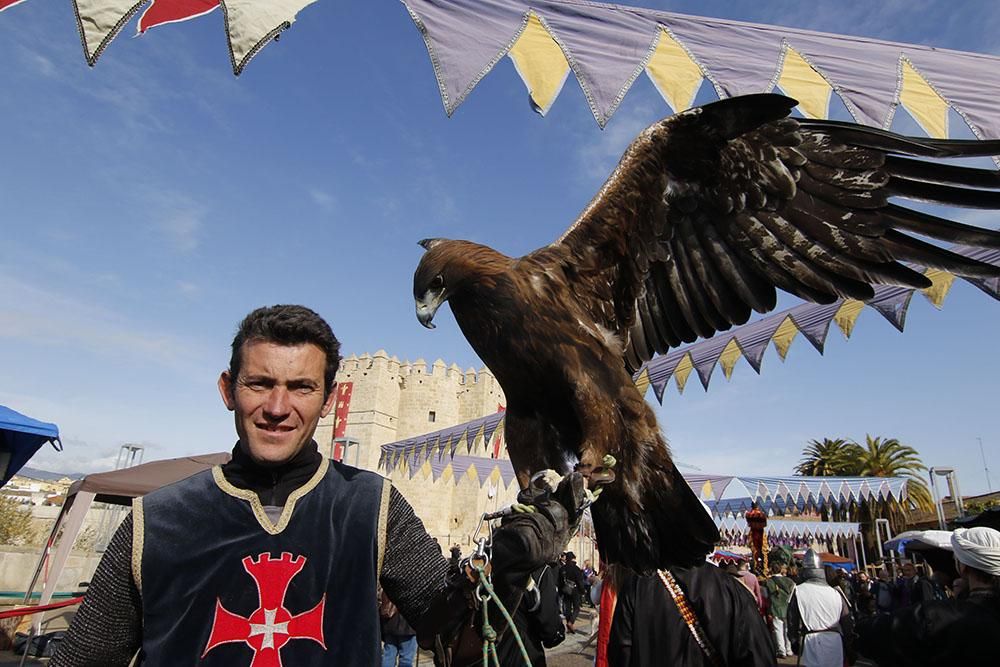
[545,94,1000,371]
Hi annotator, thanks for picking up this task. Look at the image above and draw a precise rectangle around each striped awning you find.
[715,516,860,540]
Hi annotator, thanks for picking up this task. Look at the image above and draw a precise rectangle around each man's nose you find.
[263,386,291,418]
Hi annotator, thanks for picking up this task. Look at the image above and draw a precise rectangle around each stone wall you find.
[314,351,514,551]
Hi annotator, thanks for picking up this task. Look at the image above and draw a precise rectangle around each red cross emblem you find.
[203,552,326,667]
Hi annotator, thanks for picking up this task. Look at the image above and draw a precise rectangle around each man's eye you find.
[294,386,317,394]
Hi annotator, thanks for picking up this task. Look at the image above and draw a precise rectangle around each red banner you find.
[492,405,506,458]
[0,0,29,13]
[138,0,218,34]
[331,382,353,461]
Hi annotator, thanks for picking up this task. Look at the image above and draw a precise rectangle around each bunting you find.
[380,428,909,515]
[637,246,1000,402]
[715,517,860,541]
[696,474,910,517]
[3,0,317,75]
[404,0,1000,153]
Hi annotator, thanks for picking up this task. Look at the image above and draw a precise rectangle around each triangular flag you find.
[771,316,799,361]
[921,268,956,308]
[738,336,769,374]
[673,353,694,393]
[645,28,703,113]
[899,58,949,139]
[693,355,717,390]
[222,0,318,75]
[718,338,743,379]
[138,0,218,34]
[777,44,833,119]
[633,368,652,396]
[833,299,865,338]
[508,11,570,116]
[870,291,914,332]
[73,0,146,65]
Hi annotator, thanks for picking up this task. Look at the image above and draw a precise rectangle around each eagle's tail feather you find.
[590,455,719,574]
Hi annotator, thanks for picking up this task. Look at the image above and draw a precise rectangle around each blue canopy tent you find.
[0,405,61,486]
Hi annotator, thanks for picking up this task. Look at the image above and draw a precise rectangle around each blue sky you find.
[1,1,998,495]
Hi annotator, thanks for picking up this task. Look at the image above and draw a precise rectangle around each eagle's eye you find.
[430,275,444,289]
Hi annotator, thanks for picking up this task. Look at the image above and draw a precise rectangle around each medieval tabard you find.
[132,457,391,666]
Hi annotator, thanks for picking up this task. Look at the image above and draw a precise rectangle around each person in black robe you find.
[856,527,1000,666]
[608,563,775,666]
[496,564,565,666]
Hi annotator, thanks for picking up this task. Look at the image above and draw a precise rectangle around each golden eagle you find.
[413,94,1000,573]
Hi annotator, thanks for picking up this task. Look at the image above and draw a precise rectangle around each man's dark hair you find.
[229,305,342,397]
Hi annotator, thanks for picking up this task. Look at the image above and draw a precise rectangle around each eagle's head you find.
[413,238,509,329]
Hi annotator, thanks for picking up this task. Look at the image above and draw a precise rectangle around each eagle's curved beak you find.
[415,291,444,329]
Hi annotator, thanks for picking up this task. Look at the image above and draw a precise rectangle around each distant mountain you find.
[17,467,85,482]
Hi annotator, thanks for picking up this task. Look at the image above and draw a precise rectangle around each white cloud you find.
[156,208,203,253]
[309,188,337,213]
[0,272,212,378]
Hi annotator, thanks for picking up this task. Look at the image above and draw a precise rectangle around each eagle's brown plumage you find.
[413,93,1000,573]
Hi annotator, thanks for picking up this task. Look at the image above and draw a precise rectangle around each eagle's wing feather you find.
[546,94,1000,371]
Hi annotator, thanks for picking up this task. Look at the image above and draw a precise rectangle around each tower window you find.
[428,411,436,423]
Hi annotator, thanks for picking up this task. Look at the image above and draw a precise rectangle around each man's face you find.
[219,340,335,466]
[902,564,916,578]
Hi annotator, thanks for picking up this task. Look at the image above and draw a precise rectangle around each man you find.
[496,564,565,666]
[855,526,1000,666]
[787,550,853,667]
[582,559,596,606]
[764,562,795,658]
[608,562,775,666]
[52,305,583,666]
[558,552,587,633]
[896,562,940,608]
[737,560,764,614]
[870,567,895,613]
[380,589,417,667]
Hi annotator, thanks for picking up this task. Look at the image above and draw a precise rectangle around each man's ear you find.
[320,382,337,419]
[218,371,236,411]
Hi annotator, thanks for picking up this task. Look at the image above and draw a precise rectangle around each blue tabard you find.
[132,457,390,666]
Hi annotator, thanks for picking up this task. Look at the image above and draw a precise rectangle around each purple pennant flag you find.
[966,275,1000,300]
[403,0,527,116]
[665,13,784,98]
[789,301,840,353]
[691,335,733,390]
[787,31,902,127]
[869,289,915,332]
[537,3,659,126]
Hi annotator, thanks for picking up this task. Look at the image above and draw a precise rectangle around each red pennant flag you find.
[0,0,29,13]
[138,0,218,34]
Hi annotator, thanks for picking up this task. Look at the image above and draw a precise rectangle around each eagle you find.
[412,94,1000,573]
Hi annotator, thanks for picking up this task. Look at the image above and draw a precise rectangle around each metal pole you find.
[928,471,946,531]
[979,437,993,493]
[947,471,965,519]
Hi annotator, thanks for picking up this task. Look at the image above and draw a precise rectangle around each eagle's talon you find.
[512,502,537,514]
[602,454,617,468]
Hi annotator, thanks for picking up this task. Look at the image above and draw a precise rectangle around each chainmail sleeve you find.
[50,513,142,667]
[379,487,460,630]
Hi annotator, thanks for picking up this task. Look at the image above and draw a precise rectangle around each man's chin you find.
[242,439,301,467]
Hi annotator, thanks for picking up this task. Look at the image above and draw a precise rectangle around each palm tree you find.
[794,438,854,477]
[847,435,933,512]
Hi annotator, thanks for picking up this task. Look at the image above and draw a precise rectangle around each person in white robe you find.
[787,549,853,667]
